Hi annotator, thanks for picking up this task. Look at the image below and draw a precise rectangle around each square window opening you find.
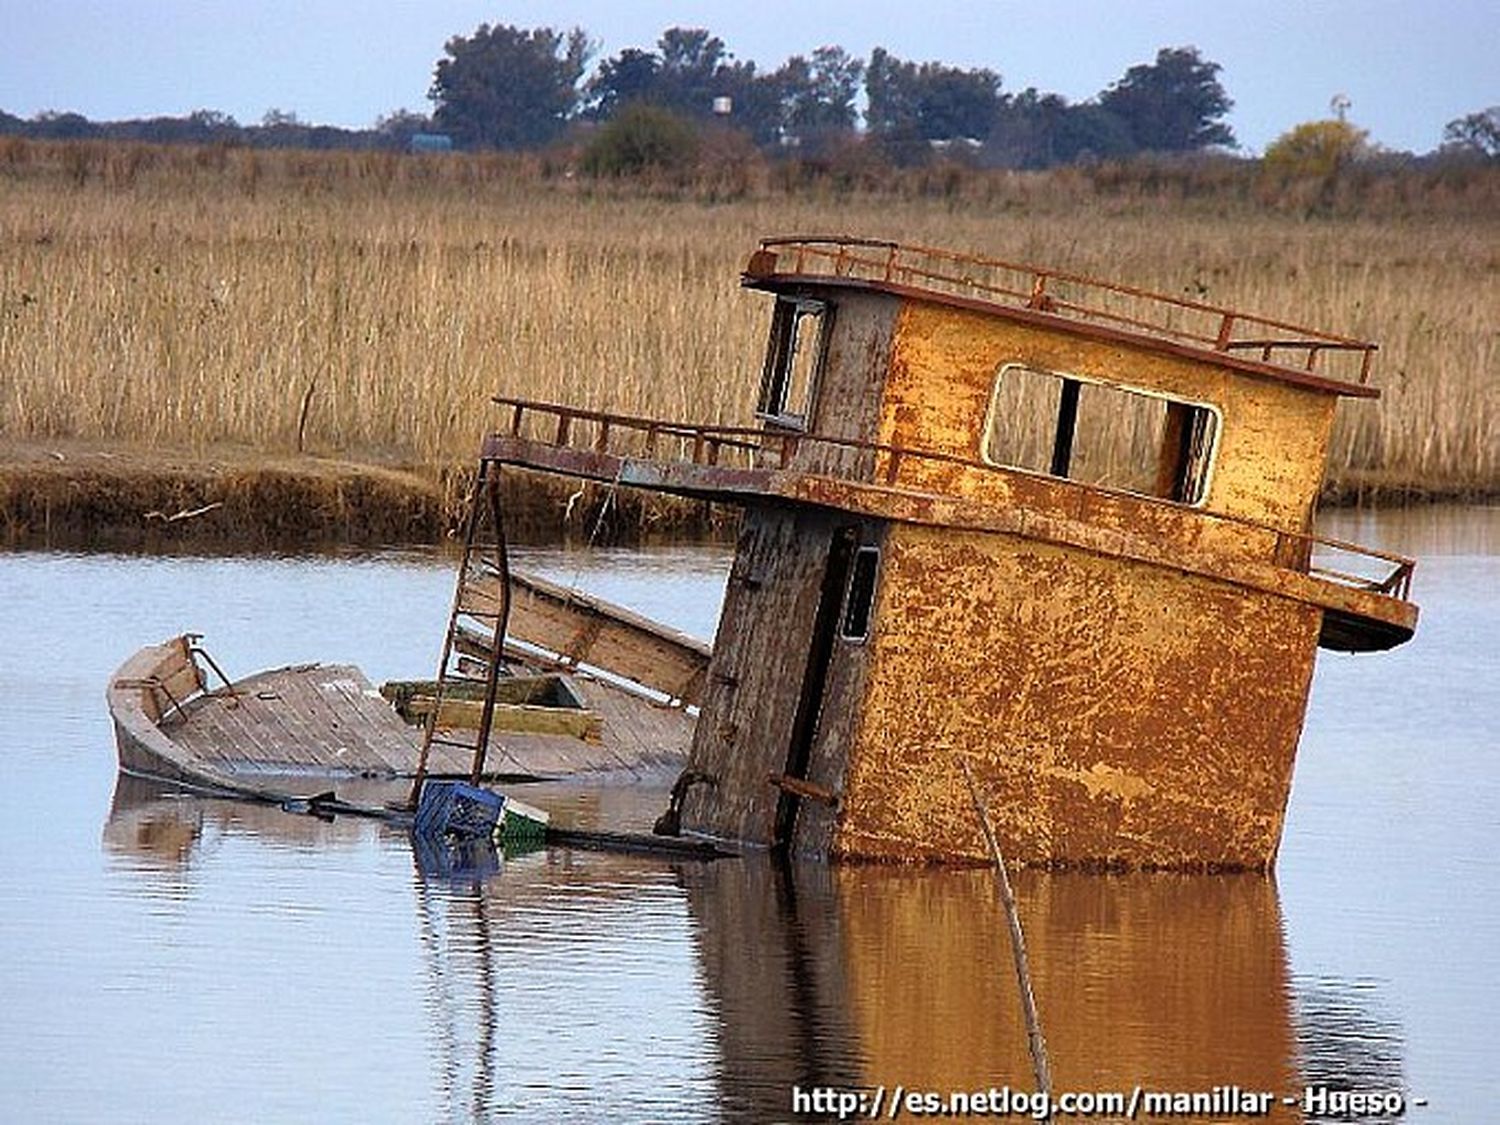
[983,363,1219,505]
[757,297,828,430]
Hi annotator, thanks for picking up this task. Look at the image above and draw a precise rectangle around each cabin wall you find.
[682,505,849,846]
[875,300,1337,536]
[778,291,897,479]
[831,521,1323,869]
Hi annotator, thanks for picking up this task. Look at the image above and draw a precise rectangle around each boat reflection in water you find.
[103,776,1406,1122]
[687,863,1299,1120]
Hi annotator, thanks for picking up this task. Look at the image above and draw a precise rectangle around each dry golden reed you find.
[2,139,1495,499]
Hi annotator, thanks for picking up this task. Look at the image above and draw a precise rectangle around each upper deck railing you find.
[488,394,1413,601]
[751,236,1379,387]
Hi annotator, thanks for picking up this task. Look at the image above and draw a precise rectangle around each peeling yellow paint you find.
[1060,761,1156,803]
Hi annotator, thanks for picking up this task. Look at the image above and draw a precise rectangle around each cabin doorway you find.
[774,526,858,847]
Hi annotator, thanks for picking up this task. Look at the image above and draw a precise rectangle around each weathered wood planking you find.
[165,665,420,776]
[395,695,603,742]
[463,569,711,705]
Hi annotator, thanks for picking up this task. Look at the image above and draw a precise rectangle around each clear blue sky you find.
[1,1,1493,154]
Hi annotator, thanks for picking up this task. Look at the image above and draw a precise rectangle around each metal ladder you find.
[408,456,512,807]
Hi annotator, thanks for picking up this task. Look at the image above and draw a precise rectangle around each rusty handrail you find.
[489,395,1414,600]
[754,236,1378,385]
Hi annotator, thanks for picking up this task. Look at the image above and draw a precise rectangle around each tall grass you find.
[1,139,1495,498]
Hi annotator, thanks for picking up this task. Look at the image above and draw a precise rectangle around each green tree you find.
[585,28,784,147]
[776,46,864,136]
[654,27,730,116]
[866,48,1002,162]
[583,47,661,120]
[429,24,590,150]
[1442,107,1500,159]
[581,103,699,177]
[988,90,1135,168]
[1098,46,1234,153]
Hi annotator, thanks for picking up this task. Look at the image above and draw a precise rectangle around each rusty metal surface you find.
[834,524,1325,870]
[773,474,1417,646]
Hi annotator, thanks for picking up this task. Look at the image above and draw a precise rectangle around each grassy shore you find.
[1,139,1495,544]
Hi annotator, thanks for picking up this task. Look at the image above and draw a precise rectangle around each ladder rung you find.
[426,735,480,750]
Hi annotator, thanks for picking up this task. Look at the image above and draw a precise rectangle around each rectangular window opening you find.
[983,363,1219,505]
[840,547,880,642]
[757,297,828,430]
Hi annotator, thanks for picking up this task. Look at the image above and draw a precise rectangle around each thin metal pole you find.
[469,468,511,785]
[960,758,1052,1112]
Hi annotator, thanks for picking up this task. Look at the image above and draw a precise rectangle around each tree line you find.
[427,25,1238,168]
[1,22,1495,171]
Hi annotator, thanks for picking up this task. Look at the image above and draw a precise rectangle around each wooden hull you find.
[108,631,695,800]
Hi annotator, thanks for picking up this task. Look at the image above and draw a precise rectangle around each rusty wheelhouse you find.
[474,236,1417,871]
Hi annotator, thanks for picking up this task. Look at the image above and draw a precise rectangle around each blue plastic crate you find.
[413,780,505,841]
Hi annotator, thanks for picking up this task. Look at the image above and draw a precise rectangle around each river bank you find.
[0,439,728,550]
[1,439,1490,552]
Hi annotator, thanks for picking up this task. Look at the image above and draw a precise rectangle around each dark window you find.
[757,297,828,429]
[840,547,880,641]
[984,363,1220,505]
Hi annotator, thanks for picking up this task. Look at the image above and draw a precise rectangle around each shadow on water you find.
[105,774,1410,1122]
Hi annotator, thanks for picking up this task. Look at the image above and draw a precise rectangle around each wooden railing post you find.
[1028,273,1049,309]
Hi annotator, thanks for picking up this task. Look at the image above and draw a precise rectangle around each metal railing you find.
[489,395,1413,601]
[752,236,1378,386]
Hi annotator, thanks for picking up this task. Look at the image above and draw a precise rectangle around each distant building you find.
[408,133,453,154]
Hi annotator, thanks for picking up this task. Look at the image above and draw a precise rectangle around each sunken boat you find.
[107,567,706,806]
[470,236,1418,871]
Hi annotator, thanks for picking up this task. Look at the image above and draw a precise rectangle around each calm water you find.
[0,510,1495,1123]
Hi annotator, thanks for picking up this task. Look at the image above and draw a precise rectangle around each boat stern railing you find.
[1307,535,1415,600]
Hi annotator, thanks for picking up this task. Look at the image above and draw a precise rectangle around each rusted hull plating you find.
[834,526,1321,870]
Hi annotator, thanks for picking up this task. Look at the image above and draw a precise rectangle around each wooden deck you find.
[154,661,693,783]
